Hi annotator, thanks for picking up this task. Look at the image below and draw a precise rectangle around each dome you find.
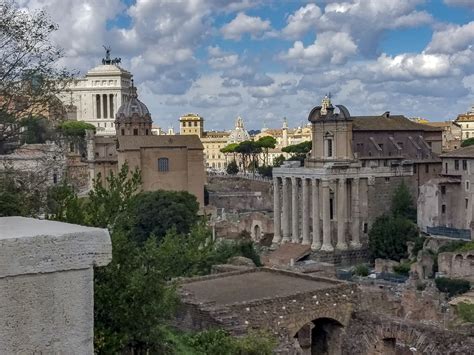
[115,84,151,122]
[228,116,250,143]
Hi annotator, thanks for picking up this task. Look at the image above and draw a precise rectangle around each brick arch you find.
[362,321,438,354]
[288,302,353,338]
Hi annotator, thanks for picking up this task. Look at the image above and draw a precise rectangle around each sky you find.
[17,0,474,131]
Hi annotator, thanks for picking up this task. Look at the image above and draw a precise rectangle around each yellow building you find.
[455,106,474,140]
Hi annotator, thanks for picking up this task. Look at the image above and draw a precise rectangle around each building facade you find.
[418,145,474,240]
[272,98,442,261]
[455,106,474,140]
[424,121,462,152]
[86,84,205,206]
[58,51,133,136]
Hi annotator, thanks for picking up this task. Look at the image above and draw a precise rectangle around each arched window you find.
[158,158,169,172]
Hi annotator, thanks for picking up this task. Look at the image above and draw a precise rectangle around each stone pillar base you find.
[350,241,362,249]
[336,242,348,250]
[320,244,334,252]
[311,242,321,251]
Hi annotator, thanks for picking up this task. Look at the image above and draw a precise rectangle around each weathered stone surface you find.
[438,250,474,279]
[374,258,400,273]
[0,217,112,355]
[227,256,256,267]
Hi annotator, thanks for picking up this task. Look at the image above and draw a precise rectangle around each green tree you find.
[0,1,72,153]
[46,182,85,224]
[94,231,179,354]
[257,136,277,166]
[257,165,273,178]
[369,215,419,261]
[220,142,239,162]
[226,160,239,175]
[235,140,262,173]
[461,138,474,147]
[57,120,96,137]
[120,190,200,245]
[391,181,416,222]
[273,154,286,167]
[282,141,311,165]
[85,162,142,228]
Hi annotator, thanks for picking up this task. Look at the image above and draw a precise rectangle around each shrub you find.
[457,302,474,323]
[393,262,411,276]
[213,239,262,267]
[438,241,468,254]
[435,277,471,297]
[353,264,369,277]
[416,281,427,291]
[461,137,474,147]
[226,160,239,175]
[257,165,273,178]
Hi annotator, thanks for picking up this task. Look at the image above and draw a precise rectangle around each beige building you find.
[272,97,442,262]
[424,121,462,152]
[86,84,205,206]
[179,114,251,170]
[455,106,474,140]
[418,145,474,240]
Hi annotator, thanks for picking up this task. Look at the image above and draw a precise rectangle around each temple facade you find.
[271,97,442,261]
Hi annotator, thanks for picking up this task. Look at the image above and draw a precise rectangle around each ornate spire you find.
[130,79,138,99]
[282,117,288,129]
[321,93,333,115]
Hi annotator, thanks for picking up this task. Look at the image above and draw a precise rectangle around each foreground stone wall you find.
[438,251,474,278]
[0,217,112,354]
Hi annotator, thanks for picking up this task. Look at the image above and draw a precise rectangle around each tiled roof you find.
[352,115,442,131]
[117,135,204,150]
[456,113,474,122]
[440,145,474,158]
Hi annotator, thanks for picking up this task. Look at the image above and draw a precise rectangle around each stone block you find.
[0,217,112,354]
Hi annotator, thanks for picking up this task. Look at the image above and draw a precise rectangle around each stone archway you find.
[294,317,344,355]
[251,221,262,241]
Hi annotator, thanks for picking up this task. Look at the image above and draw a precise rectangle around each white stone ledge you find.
[0,217,112,278]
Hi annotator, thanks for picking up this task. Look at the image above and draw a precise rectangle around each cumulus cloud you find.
[222,65,274,87]
[221,12,271,40]
[444,0,474,9]
[282,31,357,67]
[207,46,239,69]
[281,3,321,39]
[427,22,474,54]
[193,92,243,108]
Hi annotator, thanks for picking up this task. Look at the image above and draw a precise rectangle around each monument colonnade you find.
[272,175,362,251]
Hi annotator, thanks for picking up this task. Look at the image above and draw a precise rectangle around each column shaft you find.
[291,177,299,243]
[336,178,348,250]
[311,179,321,250]
[351,177,362,248]
[321,180,333,251]
[282,178,290,242]
[272,177,282,245]
[302,178,310,245]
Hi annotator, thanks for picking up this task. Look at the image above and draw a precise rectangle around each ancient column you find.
[351,177,362,248]
[336,177,348,250]
[311,178,321,250]
[291,177,299,243]
[272,177,282,245]
[321,180,333,251]
[302,178,310,245]
[282,177,291,243]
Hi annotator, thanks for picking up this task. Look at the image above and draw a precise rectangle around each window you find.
[445,162,448,174]
[425,164,429,173]
[326,139,333,157]
[194,121,198,127]
[466,181,470,191]
[53,173,58,184]
[463,160,467,170]
[133,128,138,136]
[378,143,383,151]
[329,197,334,220]
[383,160,388,167]
[455,160,459,170]
[121,129,125,136]
[414,164,417,173]
[466,198,469,209]
[441,185,446,195]
[385,177,390,183]
[442,204,446,214]
[69,142,74,153]
[363,223,368,233]
[146,129,149,135]
[158,158,169,172]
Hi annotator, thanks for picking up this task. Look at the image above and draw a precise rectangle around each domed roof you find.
[228,116,250,143]
[115,83,152,123]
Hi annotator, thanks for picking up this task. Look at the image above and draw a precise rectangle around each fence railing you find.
[427,226,471,240]
[207,172,272,182]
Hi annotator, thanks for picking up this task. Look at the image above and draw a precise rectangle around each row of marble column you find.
[272,176,362,251]
[94,94,115,119]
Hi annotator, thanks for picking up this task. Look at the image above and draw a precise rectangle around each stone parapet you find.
[0,217,112,354]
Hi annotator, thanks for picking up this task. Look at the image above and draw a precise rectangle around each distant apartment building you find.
[424,121,462,152]
[418,145,474,240]
[455,106,474,140]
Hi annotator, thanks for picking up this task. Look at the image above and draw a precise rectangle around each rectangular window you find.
[158,157,169,172]
[363,223,368,233]
[133,128,138,136]
[463,160,467,170]
[467,181,470,191]
[455,160,459,170]
[442,204,446,214]
[445,162,448,174]
[327,139,333,158]
[466,199,469,209]
[425,164,429,173]
[385,177,390,183]
[441,185,446,195]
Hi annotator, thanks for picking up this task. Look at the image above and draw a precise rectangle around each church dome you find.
[228,116,250,143]
[116,85,150,120]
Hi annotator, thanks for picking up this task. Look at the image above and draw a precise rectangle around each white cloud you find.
[281,3,321,39]
[444,0,474,9]
[283,31,357,67]
[221,12,271,40]
[207,46,239,69]
[427,22,474,54]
